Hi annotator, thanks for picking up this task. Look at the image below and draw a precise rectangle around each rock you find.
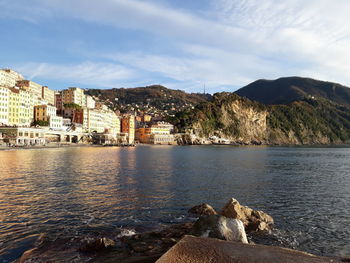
[221,198,274,232]
[79,237,115,252]
[156,235,340,263]
[188,203,217,216]
[191,215,248,244]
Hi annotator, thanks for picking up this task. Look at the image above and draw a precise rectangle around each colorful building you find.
[0,69,24,88]
[0,86,9,125]
[136,122,175,144]
[121,115,135,144]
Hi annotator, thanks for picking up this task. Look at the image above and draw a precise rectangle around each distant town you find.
[0,68,177,147]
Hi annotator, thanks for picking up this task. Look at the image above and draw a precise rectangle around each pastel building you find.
[121,115,135,144]
[34,104,63,130]
[0,69,24,88]
[16,80,43,100]
[62,87,85,106]
[42,86,55,105]
[0,86,9,125]
[136,122,175,145]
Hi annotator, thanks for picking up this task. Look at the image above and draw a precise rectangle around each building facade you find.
[42,86,55,105]
[0,86,9,125]
[121,115,135,144]
[0,69,24,87]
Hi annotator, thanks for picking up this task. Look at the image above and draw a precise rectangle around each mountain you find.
[86,85,212,117]
[172,92,350,145]
[235,77,350,106]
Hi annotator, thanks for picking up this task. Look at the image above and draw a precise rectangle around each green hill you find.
[235,77,350,106]
[86,85,211,117]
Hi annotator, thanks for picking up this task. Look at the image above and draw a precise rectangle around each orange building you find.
[121,115,135,144]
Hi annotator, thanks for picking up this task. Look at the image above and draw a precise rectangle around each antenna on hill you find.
[203,83,206,94]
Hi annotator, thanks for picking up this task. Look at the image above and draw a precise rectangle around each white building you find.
[0,86,9,125]
[0,69,24,88]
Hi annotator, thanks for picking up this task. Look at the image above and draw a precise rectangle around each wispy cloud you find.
[3,0,350,91]
[16,61,134,88]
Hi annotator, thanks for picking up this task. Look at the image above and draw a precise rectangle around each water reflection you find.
[1,146,350,262]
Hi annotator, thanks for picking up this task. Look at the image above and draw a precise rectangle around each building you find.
[0,69,24,87]
[121,115,135,144]
[16,80,43,100]
[0,86,9,125]
[85,95,96,109]
[42,86,55,105]
[34,104,63,130]
[0,127,45,145]
[8,87,33,127]
[55,92,63,115]
[62,87,85,106]
[136,122,175,144]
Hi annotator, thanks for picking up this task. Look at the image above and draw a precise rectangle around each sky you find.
[1,0,350,94]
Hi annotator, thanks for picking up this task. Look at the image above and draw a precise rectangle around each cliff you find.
[173,92,350,145]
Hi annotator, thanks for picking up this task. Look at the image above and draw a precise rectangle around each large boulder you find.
[221,198,274,232]
[188,203,217,216]
[191,215,248,244]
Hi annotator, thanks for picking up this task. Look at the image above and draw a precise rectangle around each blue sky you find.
[1,0,350,93]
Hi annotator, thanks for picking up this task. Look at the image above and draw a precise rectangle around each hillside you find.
[86,85,212,117]
[172,92,350,145]
[235,77,350,106]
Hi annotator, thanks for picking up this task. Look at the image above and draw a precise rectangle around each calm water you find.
[1,145,350,262]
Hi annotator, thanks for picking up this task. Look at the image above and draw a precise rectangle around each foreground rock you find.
[156,235,340,263]
[221,198,274,232]
[191,215,248,244]
[188,203,217,216]
[79,237,115,252]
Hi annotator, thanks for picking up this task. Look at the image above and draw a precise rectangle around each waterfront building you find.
[0,86,9,125]
[136,122,175,144]
[121,115,135,144]
[0,69,24,87]
[0,127,45,145]
[8,87,34,127]
[16,80,43,100]
[34,104,63,130]
[42,86,55,105]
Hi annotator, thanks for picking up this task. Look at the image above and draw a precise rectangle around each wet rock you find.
[191,215,248,244]
[221,198,274,232]
[188,203,217,216]
[79,237,115,252]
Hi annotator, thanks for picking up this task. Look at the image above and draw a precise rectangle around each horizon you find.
[1,1,350,93]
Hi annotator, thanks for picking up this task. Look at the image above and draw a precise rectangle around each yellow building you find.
[0,86,9,125]
[0,69,24,87]
[17,80,43,100]
[42,86,55,105]
[136,122,174,144]
[34,104,63,130]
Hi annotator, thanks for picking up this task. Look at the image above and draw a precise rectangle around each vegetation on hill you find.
[172,92,350,145]
[235,76,350,106]
[86,85,212,117]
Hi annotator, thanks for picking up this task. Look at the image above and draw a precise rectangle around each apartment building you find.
[62,87,85,106]
[121,115,135,144]
[0,86,9,125]
[34,104,63,130]
[42,86,55,105]
[16,80,43,100]
[0,69,24,88]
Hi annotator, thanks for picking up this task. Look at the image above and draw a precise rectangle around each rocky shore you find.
[16,198,345,263]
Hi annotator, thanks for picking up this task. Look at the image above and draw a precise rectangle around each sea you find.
[1,145,350,262]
